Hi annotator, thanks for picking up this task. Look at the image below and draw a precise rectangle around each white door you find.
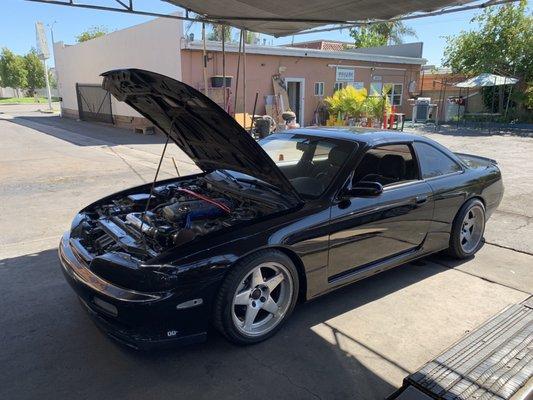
[285,78,305,126]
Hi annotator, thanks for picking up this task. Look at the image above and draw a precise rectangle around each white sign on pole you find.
[36,22,50,60]
[336,67,355,82]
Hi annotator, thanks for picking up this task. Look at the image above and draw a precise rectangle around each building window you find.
[334,82,345,92]
[370,82,383,96]
[386,84,403,106]
[314,82,324,96]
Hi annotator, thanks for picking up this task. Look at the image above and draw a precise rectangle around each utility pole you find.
[48,21,58,114]
[36,21,53,111]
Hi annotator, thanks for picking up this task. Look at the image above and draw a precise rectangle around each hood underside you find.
[101,69,301,204]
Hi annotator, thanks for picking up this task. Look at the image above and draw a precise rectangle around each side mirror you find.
[343,181,383,197]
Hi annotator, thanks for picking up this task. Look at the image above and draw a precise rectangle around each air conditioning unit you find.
[413,97,431,122]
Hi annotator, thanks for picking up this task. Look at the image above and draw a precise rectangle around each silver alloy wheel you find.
[231,262,293,337]
[460,204,485,253]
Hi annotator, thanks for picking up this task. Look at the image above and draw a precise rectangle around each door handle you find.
[414,195,428,204]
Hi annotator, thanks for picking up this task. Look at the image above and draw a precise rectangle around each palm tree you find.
[208,24,232,42]
[378,21,417,45]
[350,21,417,48]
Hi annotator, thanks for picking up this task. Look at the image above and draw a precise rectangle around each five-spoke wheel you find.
[214,250,299,344]
[448,198,486,259]
[231,262,293,337]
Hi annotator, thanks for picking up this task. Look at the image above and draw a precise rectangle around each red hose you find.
[176,188,231,213]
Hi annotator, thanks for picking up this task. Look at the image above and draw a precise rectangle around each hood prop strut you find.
[139,128,171,252]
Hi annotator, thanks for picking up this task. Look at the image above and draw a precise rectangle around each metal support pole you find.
[504,81,513,120]
[222,26,227,112]
[233,30,243,117]
[243,29,247,128]
[202,23,208,96]
[250,91,258,135]
[490,74,497,133]
[456,87,461,129]
[48,21,59,114]
[439,78,447,126]
[42,58,53,110]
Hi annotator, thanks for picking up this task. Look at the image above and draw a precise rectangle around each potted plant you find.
[325,86,367,125]
[362,92,391,127]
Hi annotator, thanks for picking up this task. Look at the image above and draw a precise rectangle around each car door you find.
[412,141,466,236]
[327,143,434,279]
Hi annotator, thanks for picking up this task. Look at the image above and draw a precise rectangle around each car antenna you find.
[139,119,174,251]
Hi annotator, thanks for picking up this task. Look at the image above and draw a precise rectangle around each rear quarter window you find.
[414,142,462,179]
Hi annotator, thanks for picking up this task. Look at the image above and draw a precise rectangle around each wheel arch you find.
[453,195,486,225]
[231,245,308,303]
[467,195,486,207]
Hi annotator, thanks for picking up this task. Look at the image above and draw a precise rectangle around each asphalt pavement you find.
[0,105,531,400]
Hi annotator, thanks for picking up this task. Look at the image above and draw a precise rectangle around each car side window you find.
[353,144,419,187]
[414,142,462,179]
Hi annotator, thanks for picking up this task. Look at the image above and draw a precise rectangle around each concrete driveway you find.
[0,105,531,400]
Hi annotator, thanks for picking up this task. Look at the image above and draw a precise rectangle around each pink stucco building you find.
[182,40,425,126]
[54,17,426,129]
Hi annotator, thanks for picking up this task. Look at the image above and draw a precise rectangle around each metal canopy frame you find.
[26,0,518,37]
[28,0,520,129]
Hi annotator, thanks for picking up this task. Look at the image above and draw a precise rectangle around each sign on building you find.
[35,22,50,60]
[336,67,355,82]
[347,82,365,90]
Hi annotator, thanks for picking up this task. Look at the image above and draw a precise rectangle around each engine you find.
[76,178,268,258]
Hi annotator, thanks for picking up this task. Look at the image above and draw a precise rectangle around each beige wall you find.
[54,17,182,119]
[181,49,421,125]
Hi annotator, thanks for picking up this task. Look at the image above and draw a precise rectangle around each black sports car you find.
[59,69,503,349]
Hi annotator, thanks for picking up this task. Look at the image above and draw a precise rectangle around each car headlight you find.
[139,264,180,291]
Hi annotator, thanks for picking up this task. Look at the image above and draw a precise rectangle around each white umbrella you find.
[455,73,518,88]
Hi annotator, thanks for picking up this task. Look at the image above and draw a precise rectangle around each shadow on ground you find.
[8,115,167,147]
[0,248,454,400]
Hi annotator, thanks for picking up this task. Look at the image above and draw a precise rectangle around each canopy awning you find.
[455,73,519,88]
[165,0,475,36]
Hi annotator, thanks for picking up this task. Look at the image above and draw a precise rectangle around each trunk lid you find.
[102,69,301,205]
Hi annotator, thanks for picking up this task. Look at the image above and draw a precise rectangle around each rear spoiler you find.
[454,152,498,165]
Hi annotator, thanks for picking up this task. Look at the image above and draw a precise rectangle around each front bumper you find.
[58,233,210,350]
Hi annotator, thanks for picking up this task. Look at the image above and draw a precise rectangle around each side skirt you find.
[328,246,424,288]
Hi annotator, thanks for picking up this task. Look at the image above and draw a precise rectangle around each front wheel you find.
[213,250,299,345]
[448,198,486,259]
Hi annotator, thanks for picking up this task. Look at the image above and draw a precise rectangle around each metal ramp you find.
[390,297,532,400]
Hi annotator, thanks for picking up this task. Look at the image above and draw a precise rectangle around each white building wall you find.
[54,16,182,118]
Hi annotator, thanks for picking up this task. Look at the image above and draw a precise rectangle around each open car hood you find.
[102,69,301,204]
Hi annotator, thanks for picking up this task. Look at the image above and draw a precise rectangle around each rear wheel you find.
[448,198,486,259]
[213,250,299,345]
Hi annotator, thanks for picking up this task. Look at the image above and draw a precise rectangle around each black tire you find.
[213,249,299,345]
[447,198,486,259]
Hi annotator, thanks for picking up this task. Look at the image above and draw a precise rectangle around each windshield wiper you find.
[213,170,244,189]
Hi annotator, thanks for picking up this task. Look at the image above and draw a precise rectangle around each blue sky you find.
[1,0,530,67]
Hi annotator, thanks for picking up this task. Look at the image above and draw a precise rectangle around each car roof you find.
[285,127,424,146]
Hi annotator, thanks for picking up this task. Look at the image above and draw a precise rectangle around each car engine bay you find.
[73,177,279,260]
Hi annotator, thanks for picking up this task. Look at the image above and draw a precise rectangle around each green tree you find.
[208,24,232,42]
[442,0,533,113]
[23,49,46,96]
[245,31,256,45]
[0,48,27,95]
[76,25,108,43]
[350,21,417,48]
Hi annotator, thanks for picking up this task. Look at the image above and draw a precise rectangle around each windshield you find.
[258,134,356,198]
